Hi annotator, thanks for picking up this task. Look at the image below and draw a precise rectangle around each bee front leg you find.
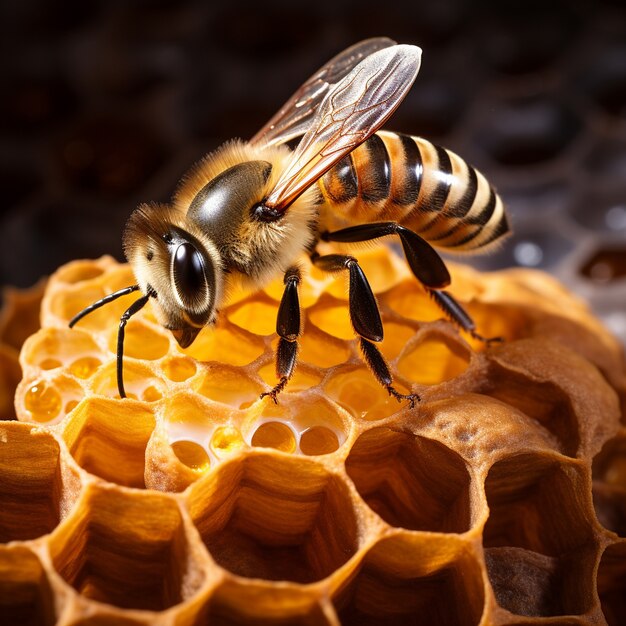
[311,252,419,408]
[261,267,301,403]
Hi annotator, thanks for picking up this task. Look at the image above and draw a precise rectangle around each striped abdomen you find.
[318,130,510,252]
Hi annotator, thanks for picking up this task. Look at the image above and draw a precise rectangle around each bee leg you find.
[322,222,450,289]
[322,222,500,345]
[261,267,301,403]
[427,289,503,346]
[311,252,419,408]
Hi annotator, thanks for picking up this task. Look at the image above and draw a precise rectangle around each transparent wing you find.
[250,37,397,148]
[264,44,422,211]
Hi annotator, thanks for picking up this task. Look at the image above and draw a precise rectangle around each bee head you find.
[123,203,223,348]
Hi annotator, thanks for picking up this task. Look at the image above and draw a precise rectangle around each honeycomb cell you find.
[0,546,55,626]
[204,582,334,626]
[0,423,65,542]
[162,356,197,382]
[211,426,245,456]
[325,366,412,421]
[300,426,340,456]
[22,379,62,423]
[298,327,351,368]
[580,246,626,283]
[483,360,580,457]
[378,322,416,360]
[381,281,446,324]
[227,298,279,336]
[54,261,104,285]
[485,545,597,617]
[397,334,470,385]
[62,397,155,487]
[307,299,354,340]
[170,440,211,473]
[21,327,101,370]
[259,358,322,394]
[597,542,626,626]
[483,453,594,555]
[346,428,471,533]
[49,485,198,611]
[592,434,626,536]
[107,320,170,360]
[91,360,164,400]
[476,96,582,166]
[189,454,359,583]
[335,535,484,626]
[183,323,265,366]
[196,364,262,408]
[18,373,84,425]
[251,421,297,453]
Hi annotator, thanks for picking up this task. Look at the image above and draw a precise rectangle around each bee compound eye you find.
[173,242,207,301]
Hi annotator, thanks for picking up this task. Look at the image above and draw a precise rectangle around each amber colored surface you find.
[1,248,625,626]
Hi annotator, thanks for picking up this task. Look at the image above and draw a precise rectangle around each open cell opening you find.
[346,428,471,532]
[335,536,484,626]
[20,374,84,425]
[482,364,580,456]
[196,364,262,408]
[183,324,266,366]
[189,454,359,583]
[107,321,170,360]
[0,546,55,626]
[598,542,626,626]
[227,298,279,336]
[162,356,197,382]
[22,327,101,370]
[483,453,593,556]
[53,261,106,285]
[91,360,164,401]
[0,423,65,542]
[50,487,196,611]
[397,334,470,385]
[325,366,411,421]
[485,545,597,617]
[298,327,351,368]
[62,397,155,488]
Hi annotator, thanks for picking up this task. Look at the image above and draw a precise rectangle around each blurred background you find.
[0,0,624,342]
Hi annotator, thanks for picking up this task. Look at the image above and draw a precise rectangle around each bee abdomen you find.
[320,131,510,252]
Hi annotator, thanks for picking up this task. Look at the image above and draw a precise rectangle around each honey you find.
[171,440,211,472]
[24,381,61,422]
[69,356,101,379]
[211,425,245,455]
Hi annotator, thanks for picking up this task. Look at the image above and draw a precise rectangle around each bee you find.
[70,37,510,407]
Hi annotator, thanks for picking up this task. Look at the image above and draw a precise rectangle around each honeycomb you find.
[0,245,624,625]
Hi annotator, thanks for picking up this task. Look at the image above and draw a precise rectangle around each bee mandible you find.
[70,38,510,407]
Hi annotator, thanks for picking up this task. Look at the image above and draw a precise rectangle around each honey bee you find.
[70,38,510,406]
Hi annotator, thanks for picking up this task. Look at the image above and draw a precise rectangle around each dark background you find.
[0,0,625,341]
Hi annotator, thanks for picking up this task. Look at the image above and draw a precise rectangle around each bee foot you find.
[386,385,420,409]
[471,331,504,347]
[260,377,289,404]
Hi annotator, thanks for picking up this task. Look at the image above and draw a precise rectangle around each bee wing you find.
[250,37,398,148]
[264,44,422,212]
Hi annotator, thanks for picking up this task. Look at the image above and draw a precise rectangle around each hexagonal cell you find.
[325,366,412,421]
[0,546,55,626]
[593,434,626,537]
[476,95,582,166]
[204,581,333,625]
[298,326,351,368]
[397,334,470,385]
[597,541,626,626]
[483,453,598,616]
[0,423,68,542]
[18,374,85,425]
[182,323,266,366]
[62,397,156,488]
[54,260,105,285]
[485,544,597,618]
[258,357,322,395]
[335,535,484,626]
[91,360,164,401]
[484,453,594,555]
[162,356,197,382]
[482,362,580,457]
[21,327,102,371]
[346,428,471,533]
[49,485,198,611]
[189,454,359,583]
[227,297,279,336]
[107,320,170,360]
[579,246,626,283]
[195,364,262,408]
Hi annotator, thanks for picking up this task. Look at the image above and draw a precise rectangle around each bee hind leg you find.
[261,267,301,403]
[427,288,503,346]
[311,251,419,408]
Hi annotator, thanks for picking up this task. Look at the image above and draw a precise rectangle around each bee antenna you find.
[68,285,142,328]
[116,291,152,399]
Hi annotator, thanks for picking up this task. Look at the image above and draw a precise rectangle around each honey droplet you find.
[69,356,102,379]
[24,382,62,422]
[171,440,210,472]
[40,358,62,370]
[211,426,245,454]
[300,426,340,456]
